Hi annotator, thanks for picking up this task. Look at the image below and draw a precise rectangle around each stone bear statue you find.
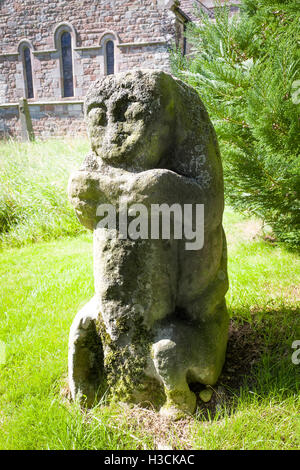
[68,69,229,417]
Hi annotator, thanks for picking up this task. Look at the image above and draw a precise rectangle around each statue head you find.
[85,69,177,170]
[85,69,222,189]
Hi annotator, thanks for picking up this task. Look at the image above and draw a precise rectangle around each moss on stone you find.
[95,313,164,408]
[164,387,196,416]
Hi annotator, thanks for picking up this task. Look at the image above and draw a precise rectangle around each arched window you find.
[61,31,74,97]
[183,23,187,56]
[23,47,34,99]
[106,40,114,75]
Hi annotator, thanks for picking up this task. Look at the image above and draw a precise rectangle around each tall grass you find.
[0,139,89,248]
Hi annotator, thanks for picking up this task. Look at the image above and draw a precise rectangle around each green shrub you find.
[171,0,300,248]
[0,139,89,248]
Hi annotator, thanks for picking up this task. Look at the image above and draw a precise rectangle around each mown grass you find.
[0,139,89,248]
[0,140,299,449]
[0,235,153,449]
[0,211,299,449]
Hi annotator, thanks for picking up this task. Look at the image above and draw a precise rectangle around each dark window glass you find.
[183,24,187,56]
[24,47,34,99]
[61,32,74,97]
[106,40,114,75]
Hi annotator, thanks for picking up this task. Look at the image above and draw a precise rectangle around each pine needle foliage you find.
[171,0,300,248]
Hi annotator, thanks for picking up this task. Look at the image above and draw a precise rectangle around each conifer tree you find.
[171,0,300,248]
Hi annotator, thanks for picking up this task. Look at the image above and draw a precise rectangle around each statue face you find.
[86,85,175,169]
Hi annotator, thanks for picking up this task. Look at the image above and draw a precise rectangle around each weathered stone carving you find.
[68,70,229,417]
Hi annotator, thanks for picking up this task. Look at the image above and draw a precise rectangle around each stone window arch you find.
[18,41,34,99]
[54,23,76,97]
[99,32,119,76]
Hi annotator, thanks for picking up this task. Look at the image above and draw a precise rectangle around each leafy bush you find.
[0,139,89,247]
[171,0,300,248]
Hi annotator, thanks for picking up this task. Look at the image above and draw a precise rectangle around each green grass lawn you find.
[0,139,299,449]
[0,207,299,450]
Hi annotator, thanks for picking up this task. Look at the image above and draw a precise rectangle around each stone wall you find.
[0,101,86,139]
[30,102,86,139]
[0,0,176,52]
[118,43,170,72]
[0,104,19,137]
[0,0,239,139]
[0,56,18,104]
[0,0,186,138]
[0,0,179,104]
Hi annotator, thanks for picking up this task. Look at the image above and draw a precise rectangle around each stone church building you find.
[0,0,239,139]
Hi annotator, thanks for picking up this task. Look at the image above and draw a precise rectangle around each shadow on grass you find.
[192,305,300,421]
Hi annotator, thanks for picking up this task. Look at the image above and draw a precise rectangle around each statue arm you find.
[128,168,223,230]
[68,159,223,231]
